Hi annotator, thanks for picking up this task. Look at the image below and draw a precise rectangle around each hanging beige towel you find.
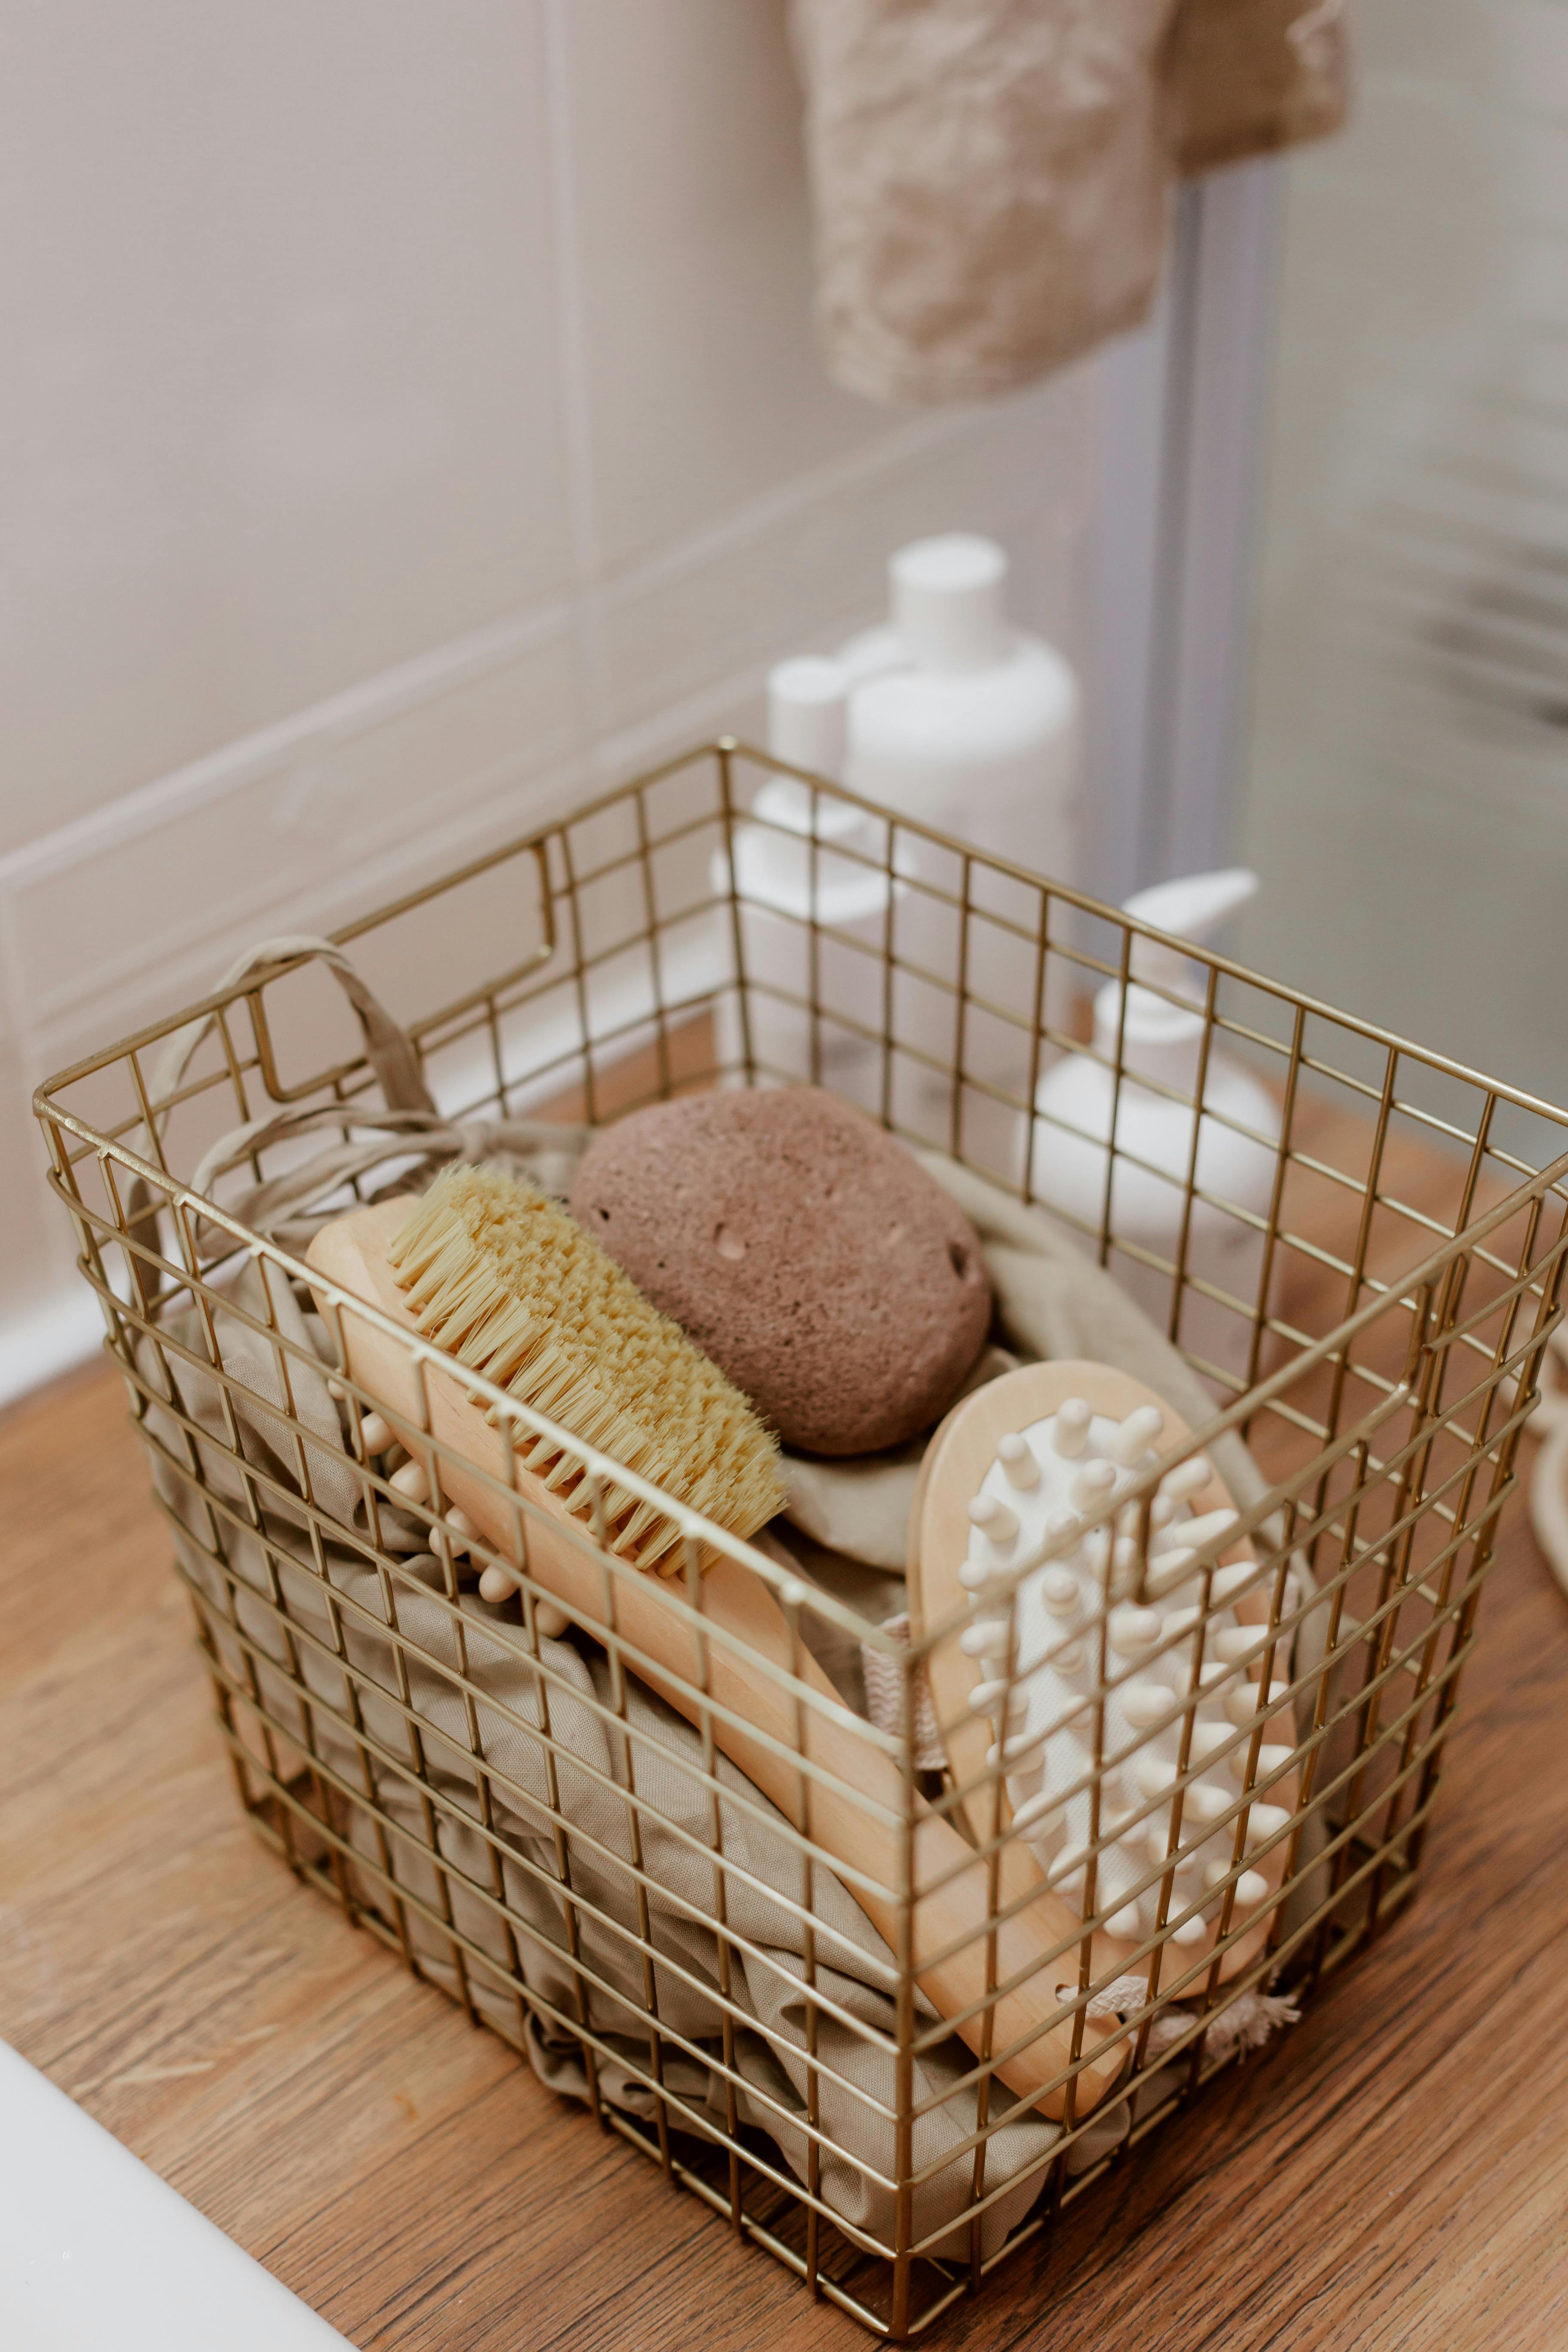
[790,0,1349,404]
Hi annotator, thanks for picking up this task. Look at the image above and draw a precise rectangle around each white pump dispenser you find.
[1029,869,1283,1387]
[712,656,888,1095]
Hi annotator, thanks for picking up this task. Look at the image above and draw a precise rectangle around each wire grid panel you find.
[33,739,1568,2340]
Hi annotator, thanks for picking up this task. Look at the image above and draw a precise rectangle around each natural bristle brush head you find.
[386,1165,784,1572]
[909,1360,1300,1971]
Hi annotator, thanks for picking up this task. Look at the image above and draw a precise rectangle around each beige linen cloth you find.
[790,0,1349,403]
[128,940,1326,2261]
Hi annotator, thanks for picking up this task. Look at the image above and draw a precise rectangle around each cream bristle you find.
[386,1166,783,1573]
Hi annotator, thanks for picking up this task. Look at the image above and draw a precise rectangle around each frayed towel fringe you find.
[1082,1972,1301,2063]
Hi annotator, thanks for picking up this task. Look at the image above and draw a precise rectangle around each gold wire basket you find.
[34,740,1568,2339]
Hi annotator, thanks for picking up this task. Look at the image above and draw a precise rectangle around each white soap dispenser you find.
[711,657,889,1097]
[841,534,1081,877]
[1029,869,1283,1388]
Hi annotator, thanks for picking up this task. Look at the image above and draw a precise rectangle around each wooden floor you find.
[5,1172,1568,2346]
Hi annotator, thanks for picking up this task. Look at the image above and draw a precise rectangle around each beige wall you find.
[0,0,1095,1392]
[1238,0,1568,1110]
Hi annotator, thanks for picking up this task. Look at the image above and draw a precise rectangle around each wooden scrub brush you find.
[307,1167,1127,2118]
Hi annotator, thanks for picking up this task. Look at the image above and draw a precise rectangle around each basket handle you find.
[124,935,434,1308]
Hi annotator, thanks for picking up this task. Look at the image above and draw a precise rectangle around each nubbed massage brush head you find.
[341,1406,567,1622]
[961,1403,1290,1944]
[910,1361,1299,1977]
[306,1175,1130,2118]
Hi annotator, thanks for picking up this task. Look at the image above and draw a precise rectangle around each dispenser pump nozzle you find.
[1120,869,1259,997]
[1090,868,1259,1075]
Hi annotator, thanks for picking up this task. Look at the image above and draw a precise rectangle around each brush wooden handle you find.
[306,1201,1127,2119]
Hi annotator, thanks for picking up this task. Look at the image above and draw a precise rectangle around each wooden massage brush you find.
[306,1168,1127,2117]
[909,1362,1300,1991]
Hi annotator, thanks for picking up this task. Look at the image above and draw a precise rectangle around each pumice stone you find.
[569,1086,992,1454]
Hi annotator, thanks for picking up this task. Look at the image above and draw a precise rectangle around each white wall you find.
[0,0,1096,1400]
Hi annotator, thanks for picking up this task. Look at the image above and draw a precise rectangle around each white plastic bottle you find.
[840,534,1081,876]
[1028,870,1283,1390]
[839,536,1081,1161]
[712,657,889,1099]
[734,545,1079,1134]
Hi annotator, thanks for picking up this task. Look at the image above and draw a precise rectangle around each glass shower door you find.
[1237,0,1568,1106]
